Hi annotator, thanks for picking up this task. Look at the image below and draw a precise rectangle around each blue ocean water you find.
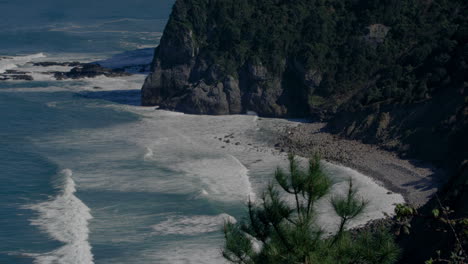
[0,0,174,55]
[1,1,272,263]
[0,91,140,263]
[0,76,260,263]
[0,1,239,263]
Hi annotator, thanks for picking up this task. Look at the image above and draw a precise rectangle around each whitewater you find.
[24,169,94,264]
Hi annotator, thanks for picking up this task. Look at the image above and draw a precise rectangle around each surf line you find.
[26,169,94,264]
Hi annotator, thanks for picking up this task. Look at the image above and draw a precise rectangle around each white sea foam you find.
[174,155,255,202]
[314,161,405,233]
[143,146,154,161]
[25,169,94,264]
[126,109,403,230]
[82,74,146,91]
[49,18,165,33]
[152,213,236,236]
[55,111,257,202]
[141,243,228,264]
[0,62,17,73]
[0,53,46,73]
[0,74,145,94]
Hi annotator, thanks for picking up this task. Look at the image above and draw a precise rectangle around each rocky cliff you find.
[142,0,329,116]
[142,0,467,166]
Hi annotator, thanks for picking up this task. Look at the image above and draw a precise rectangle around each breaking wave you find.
[25,169,94,264]
[0,53,46,73]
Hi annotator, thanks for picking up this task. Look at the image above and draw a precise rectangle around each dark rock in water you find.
[5,70,29,74]
[54,63,131,80]
[33,61,83,67]
[11,75,33,81]
[0,74,34,81]
[0,69,33,81]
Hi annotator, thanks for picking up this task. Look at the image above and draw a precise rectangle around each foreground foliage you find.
[395,201,467,264]
[223,154,400,264]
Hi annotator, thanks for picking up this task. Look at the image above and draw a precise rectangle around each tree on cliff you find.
[222,154,400,264]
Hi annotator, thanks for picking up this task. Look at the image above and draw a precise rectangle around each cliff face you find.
[142,0,467,165]
[142,0,324,116]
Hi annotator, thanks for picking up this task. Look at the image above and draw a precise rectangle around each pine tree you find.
[223,154,400,264]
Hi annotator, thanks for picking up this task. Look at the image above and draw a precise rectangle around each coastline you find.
[2,50,444,209]
[128,105,444,210]
[125,110,405,231]
[0,50,447,262]
[274,122,446,207]
[4,48,443,210]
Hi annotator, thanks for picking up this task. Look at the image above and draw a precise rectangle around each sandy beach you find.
[273,122,447,207]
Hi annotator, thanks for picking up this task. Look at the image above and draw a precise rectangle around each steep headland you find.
[142,0,467,169]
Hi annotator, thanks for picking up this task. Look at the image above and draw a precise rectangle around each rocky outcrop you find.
[0,70,34,81]
[54,63,131,80]
[142,44,307,116]
[0,63,132,81]
[142,53,309,116]
[33,61,82,67]
[141,1,312,117]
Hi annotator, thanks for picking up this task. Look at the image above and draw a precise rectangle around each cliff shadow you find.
[78,89,141,106]
[401,162,448,192]
[285,118,313,123]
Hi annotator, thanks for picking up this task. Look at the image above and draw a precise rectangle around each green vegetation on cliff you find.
[169,0,466,106]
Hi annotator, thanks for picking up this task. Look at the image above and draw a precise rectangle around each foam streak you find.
[26,169,94,264]
[0,53,46,73]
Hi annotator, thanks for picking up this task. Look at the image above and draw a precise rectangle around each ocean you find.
[0,1,404,263]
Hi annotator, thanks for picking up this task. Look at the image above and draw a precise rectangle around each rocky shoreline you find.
[274,122,446,207]
[0,62,135,81]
